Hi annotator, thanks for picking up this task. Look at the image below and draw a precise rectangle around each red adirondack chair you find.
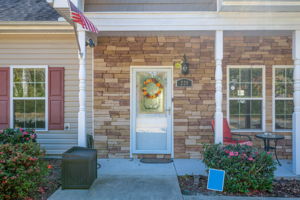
[211,119,253,145]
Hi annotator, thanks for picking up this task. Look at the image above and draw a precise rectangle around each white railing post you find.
[293,30,300,175]
[214,30,224,144]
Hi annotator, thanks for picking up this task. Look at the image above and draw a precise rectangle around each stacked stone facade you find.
[94,35,293,159]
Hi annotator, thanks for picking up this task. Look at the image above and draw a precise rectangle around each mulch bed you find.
[33,159,62,200]
[178,175,300,198]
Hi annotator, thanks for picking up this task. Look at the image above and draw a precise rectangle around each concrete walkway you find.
[49,159,300,200]
[49,159,183,200]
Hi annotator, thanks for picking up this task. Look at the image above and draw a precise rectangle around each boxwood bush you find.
[203,144,277,193]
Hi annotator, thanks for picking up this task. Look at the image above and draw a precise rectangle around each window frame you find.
[227,65,266,132]
[272,65,294,132]
[10,65,48,131]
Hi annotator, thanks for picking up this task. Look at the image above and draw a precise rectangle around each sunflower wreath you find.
[142,78,164,99]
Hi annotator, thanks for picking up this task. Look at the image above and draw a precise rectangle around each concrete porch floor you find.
[49,159,299,200]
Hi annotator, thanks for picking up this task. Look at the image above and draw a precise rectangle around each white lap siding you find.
[0,34,93,135]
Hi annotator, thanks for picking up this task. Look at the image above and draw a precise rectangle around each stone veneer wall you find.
[223,36,293,159]
[94,35,293,159]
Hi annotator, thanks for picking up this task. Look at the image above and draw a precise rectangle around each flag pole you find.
[67,0,83,57]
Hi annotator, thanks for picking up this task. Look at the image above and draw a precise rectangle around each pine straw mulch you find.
[33,159,62,200]
[178,175,300,198]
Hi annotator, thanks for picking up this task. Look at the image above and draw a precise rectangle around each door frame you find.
[130,66,174,158]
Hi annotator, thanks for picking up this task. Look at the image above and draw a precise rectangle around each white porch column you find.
[292,30,300,175]
[78,28,87,147]
[214,30,224,144]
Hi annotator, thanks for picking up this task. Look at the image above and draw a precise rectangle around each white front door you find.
[130,67,173,156]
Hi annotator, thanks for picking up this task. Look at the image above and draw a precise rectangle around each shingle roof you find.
[0,0,61,21]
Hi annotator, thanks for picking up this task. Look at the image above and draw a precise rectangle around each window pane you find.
[238,115,251,129]
[252,83,262,97]
[240,68,251,82]
[22,83,35,97]
[252,68,262,82]
[35,69,45,82]
[275,83,286,97]
[286,83,293,98]
[275,115,285,129]
[229,69,239,83]
[286,115,293,129]
[24,100,35,128]
[23,68,35,82]
[251,100,262,114]
[14,100,24,128]
[275,68,285,83]
[229,83,238,97]
[286,100,294,115]
[239,100,250,115]
[229,115,239,129]
[240,83,251,97]
[229,100,239,115]
[275,100,284,115]
[36,83,45,97]
[251,115,262,129]
[13,68,23,82]
[36,100,45,129]
[286,68,294,83]
[13,83,23,97]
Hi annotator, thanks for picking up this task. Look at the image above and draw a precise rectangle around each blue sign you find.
[207,168,225,192]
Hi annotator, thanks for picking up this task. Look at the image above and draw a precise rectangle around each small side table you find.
[255,133,284,166]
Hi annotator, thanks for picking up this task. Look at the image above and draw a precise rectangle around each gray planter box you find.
[62,147,97,189]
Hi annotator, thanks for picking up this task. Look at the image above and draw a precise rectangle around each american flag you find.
[68,0,99,34]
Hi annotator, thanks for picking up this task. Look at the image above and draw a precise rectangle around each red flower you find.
[229,151,235,156]
[48,164,53,169]
[248,157,254,161]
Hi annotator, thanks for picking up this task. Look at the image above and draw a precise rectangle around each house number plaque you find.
[176,78,192,87]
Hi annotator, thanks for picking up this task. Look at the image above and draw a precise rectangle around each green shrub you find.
[0,128,37,144]
[203,144,277,193]
[0,142,49,200]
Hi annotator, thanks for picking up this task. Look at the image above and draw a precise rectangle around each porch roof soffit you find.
[50,1,300,32]
[85,12,300,31]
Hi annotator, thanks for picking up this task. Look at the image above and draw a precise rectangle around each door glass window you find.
[137,72,166,114]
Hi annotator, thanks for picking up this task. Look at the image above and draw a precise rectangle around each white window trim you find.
[227,65,266,132]
[272,65,294,133]
[10,65,48,131]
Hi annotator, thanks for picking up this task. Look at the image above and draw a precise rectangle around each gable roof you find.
[0,0,60,21]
